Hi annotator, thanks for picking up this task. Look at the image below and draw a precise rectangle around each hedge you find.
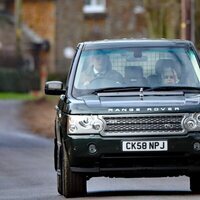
[47,72,67,83]
[0,68,40,93]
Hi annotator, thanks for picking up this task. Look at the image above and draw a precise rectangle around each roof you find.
[81,39,193,50]
[0,11,44,45]
[22,24,44,44]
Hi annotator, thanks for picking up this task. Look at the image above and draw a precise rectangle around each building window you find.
[83,0,106,14]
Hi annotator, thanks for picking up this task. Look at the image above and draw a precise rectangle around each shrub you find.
[0,68,40,93]
[47,72,67,83]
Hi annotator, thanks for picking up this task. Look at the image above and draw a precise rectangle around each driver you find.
[81,53,124,87]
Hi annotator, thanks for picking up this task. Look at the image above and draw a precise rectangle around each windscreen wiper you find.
[91,86,151,94]
[145,86,200,92]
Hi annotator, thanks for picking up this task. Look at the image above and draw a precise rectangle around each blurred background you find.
[0,0,199,95]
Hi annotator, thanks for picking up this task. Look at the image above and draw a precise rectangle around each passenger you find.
[81,53,123,87]
[160,65,179,85]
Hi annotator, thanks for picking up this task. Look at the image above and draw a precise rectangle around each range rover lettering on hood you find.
[108,107,180,113]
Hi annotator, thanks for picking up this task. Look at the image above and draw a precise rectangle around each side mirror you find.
[45,81,66,95]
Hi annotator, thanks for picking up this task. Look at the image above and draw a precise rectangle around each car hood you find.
[68,93,200,114]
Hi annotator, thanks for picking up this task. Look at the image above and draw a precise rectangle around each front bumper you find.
[64,133,200,177]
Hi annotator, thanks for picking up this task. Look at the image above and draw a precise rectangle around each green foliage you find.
[0,68,40,93]
[0,92,37,100]
[47,73,67,83]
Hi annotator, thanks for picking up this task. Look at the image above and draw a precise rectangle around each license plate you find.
[122,141,168,152]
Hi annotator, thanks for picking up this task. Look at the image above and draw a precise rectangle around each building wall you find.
[22,0,56,72]
[0,15,15,47]
[106,0,146,38]
[56,0,147,72]
[3,0,147,73]
[55,0,83,72]
[0,15,17,68]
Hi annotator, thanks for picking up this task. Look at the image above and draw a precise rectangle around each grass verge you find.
[0,92,41,100]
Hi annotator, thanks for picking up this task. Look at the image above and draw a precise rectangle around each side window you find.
[83,0,106,14]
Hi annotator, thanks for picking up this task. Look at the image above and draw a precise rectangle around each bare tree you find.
[15,0,23,54]
[143,0,180,39]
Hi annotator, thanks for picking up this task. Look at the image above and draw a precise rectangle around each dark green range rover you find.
[45,39,200,198]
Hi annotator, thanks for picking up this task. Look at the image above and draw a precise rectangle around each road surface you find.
[0,100,199,200]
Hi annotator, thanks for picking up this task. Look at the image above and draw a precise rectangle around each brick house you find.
[55,0,147,72]
[2,0,200,74]
[2,0,55,73]
[1,0,147,73]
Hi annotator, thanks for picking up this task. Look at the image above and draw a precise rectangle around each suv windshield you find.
[73,46,200,97]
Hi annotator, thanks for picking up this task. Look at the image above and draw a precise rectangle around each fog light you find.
[194,142,200,151]
[89,144,97,154]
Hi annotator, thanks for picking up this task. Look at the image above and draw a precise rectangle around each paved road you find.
[0,100,199,200]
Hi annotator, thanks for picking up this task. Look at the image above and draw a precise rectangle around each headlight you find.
[184,118,197,130]
[183,113,200,131]
[68,115,105,134]
[196,113,200,123]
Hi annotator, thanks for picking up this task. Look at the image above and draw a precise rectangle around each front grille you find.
[102,114,185,136]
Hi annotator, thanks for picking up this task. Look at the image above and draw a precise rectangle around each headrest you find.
[125,66,143,79]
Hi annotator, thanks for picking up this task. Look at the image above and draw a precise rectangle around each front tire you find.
[57,145,63,195]
[57,171,63,195]
[61,142,87,198]
[190,175,200,193]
